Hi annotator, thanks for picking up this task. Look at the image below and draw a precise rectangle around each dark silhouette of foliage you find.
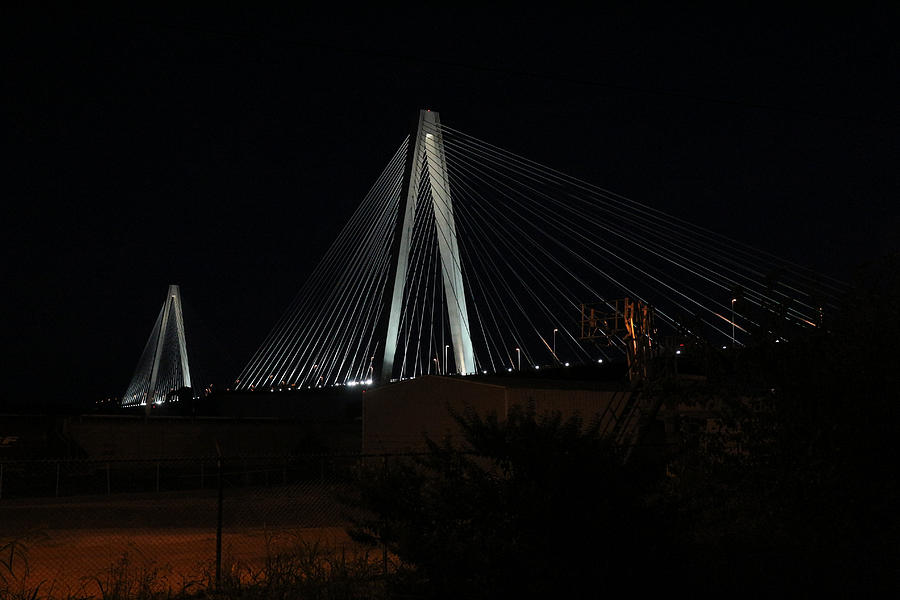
[663,253,900,594]
[350,406,673,598]
[349,254,900,597]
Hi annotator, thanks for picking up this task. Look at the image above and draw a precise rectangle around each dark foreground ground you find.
[1,483,367,597]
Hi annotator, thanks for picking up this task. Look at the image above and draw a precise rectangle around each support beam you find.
[379,115,425,383]
[170,284,192,390]
[424,112,475,376]
[380,110,475,382]
[126,284,193,413]
[145,293,172,415]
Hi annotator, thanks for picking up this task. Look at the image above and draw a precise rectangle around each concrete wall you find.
[363,377,506,453]
[363,375,632,453]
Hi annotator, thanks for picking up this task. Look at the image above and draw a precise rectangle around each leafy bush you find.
[350,406,673,598]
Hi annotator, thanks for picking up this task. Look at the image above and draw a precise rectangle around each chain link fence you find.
[0,454,398,598]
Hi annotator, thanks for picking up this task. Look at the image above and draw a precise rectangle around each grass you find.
[89,552,202,600]
[209,532,389,600]
[0,533,390,600]
[2,532,55,600]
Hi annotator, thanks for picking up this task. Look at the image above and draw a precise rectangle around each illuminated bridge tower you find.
[381,109,476,381]
[122,284,193,413]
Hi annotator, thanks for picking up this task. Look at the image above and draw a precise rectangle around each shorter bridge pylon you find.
[122,284,193,413]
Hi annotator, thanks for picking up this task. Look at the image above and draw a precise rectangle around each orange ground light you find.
[1,485,374,597]
[15,526,359,597]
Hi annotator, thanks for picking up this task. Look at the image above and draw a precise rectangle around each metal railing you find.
[0,453,406,599]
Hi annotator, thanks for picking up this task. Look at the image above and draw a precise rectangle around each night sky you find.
[5,7,898,409]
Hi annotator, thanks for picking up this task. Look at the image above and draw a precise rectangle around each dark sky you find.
[5,7,898,408]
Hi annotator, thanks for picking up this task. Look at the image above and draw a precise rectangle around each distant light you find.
[507,368,513,372]
[722,346,727,349]
[534,365,540,370]
[564,362,570,367]
[483,370,488,374]
[364,379,372,385]
[775,339,780,343]
[597,359,604,363]
[676,350,681,355]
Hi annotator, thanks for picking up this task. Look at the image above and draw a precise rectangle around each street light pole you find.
[553,328,558,362]
[516,347,521,371]
[731,298,736,347]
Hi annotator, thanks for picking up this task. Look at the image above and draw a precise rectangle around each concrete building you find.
[363,375,635,453]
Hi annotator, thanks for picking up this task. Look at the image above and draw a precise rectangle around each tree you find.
[348,255,900,597]
[662,253,900,594]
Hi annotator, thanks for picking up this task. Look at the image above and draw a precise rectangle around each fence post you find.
[215,443,223,590]
[382,455,388,575]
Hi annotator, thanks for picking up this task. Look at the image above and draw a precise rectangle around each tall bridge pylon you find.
[123,284,193,413]
[381,110,475,381]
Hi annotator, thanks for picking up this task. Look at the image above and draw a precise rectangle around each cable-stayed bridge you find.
[233,109,846,392]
